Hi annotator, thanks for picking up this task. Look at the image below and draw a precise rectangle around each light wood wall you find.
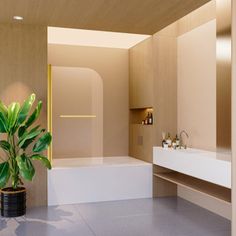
[232,0,236,233]
[152,25,178,197]
[153,26,178,147]
[129,38,153,109]
[0,24,47,207]
[128,24,177,164]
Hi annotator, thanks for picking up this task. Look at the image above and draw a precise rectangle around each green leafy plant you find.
[0,94,52,190]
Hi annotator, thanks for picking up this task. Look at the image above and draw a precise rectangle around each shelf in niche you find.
[130,107,154,125]
[131,123,153,126]
[130,107,153,110]
[153,172,231,204]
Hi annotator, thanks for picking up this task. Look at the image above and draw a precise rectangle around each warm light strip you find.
[60,115,97,118]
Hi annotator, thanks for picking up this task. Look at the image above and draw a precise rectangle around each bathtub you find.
[48,156,152,206]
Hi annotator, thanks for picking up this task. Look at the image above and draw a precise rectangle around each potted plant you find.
[0,93,52,217]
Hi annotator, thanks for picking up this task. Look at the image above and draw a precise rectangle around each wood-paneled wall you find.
[129,38,153,109]
[153,26,178,147]
[152,25,178,197]
[0,24,47,207]
[232,0,236,232]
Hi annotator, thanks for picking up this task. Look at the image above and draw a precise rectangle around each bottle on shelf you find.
[166,133,172,148]
[172,135,177,149]
[144,113,149,125]
[148,112,153,125]
[162,132,167,148]
[175,134,180,148]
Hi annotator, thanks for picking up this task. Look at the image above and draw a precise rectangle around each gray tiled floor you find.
[0,197,231,236]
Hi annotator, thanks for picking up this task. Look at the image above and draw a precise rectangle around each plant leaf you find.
[17,93,36,125]
[16,154,35,181]
[0,140,11,152]
[33,132,52,153]
[18,126,44,149]
[25,101,42,128]
[20,129,43,150]
[0,162,10,188]
[18,125,27,138]
[0,112,7,133]
[0,100,8,117]
[8,102,20,131]
[31,154,52,169]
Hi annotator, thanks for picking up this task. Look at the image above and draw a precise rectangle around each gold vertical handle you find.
[47,64,52,163]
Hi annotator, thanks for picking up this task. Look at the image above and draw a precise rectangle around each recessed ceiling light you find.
[13,16,23,21]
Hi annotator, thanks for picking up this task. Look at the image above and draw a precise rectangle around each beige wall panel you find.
[129,124,153,163]
[177,20,216,151]
[129,38,153,109]
[48,44,129,157]
[156,22,179,37]
[232,0,236,233]
[0,24,47,207]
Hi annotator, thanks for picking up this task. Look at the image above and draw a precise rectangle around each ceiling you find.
[0,0,211,34]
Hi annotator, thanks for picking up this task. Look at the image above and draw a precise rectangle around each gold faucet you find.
[179,130,189,149]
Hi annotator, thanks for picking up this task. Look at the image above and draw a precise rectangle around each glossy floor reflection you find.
[0,197,231,236]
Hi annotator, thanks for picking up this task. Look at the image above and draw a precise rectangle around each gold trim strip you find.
[47,64,52,163]
[60,115,97,118]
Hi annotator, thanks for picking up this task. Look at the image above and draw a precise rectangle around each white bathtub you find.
[48,156,152,206]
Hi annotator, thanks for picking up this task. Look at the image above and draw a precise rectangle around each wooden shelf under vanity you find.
[153,171,231,204]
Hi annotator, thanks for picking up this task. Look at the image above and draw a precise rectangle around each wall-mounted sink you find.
[153,147,231,188]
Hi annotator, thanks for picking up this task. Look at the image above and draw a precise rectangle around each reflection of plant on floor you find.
[0,206,74,235]
[0,93,52,190]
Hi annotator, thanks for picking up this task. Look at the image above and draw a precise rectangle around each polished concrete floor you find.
[0,197,231,236]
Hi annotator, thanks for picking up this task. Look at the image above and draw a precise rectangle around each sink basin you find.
[153,147,231,188]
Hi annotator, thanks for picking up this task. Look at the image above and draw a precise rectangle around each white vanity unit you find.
[153,147,231,204]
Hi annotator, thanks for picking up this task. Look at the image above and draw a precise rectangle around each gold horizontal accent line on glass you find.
[60,115,97,118]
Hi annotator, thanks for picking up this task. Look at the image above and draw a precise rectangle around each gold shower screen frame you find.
[47,64,52,163]
[47,65,99,162]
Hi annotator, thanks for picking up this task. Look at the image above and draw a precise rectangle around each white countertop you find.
[153,147,231,188]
